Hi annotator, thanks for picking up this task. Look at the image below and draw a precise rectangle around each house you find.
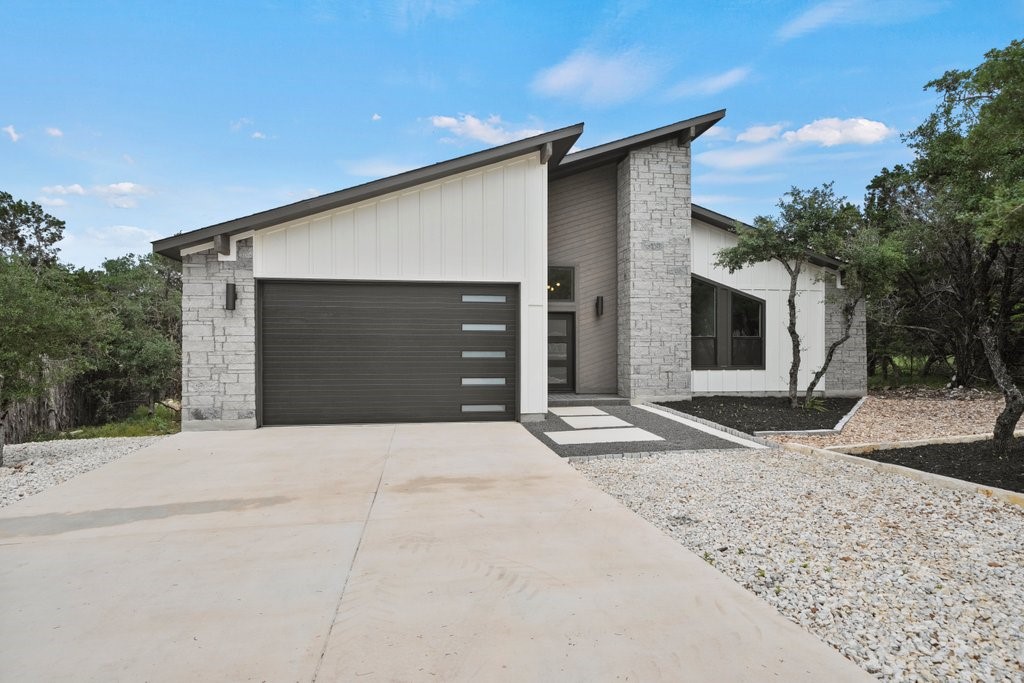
[153,109,866,430]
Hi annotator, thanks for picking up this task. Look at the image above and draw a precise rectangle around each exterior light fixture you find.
[225,283,237,311]
[595,295,604,317]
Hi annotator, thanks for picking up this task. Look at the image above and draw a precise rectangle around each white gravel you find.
[1,436,166,508]
[573,448,1024,682]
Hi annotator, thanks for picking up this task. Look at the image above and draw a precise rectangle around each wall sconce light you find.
[225,283,237,311]
[595,295,604,317]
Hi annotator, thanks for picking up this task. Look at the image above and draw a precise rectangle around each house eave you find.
[153,123,584,260]
[692,203,844,270]
[548,109,726,180]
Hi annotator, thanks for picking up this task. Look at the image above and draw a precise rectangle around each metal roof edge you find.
[153,123,584,259]
[549,110,726,180]
[692,203,844,270]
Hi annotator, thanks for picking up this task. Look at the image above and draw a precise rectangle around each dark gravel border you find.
[523,405,737,457]
[658,396,860,434]
[855,438,1024,494]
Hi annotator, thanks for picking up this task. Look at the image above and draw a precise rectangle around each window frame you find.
[691,274,766,371]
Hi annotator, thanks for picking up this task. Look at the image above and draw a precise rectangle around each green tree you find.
[715,183,861,407]
[907,39,1024,454]
[0,257,99,463]
[0,191,66,266]
[802,226,905,399]
[80,254,182,420]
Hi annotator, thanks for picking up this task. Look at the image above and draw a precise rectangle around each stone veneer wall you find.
[822,275,868,396]
[181,239,257,430]
[615,139,693,401]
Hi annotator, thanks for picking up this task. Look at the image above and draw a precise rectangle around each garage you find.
[259,281,518,425]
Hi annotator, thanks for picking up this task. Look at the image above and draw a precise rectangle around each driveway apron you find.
[0,423,868,682]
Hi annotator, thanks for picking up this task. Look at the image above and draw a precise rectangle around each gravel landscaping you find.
[573,448,1024,682]
[0,436,165,508]
[660,396,860,433]
[781,388,1004,450]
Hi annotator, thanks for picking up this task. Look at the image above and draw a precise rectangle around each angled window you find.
[691,276,765,370]
[547,266,574,301]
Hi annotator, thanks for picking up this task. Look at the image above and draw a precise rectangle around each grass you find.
[34,404,180,441]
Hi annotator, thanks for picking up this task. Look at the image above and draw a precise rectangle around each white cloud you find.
[251,131,267,139]
[696,142,791,170]
[387,0,477,30]
[37,196,67,207]
[736,124,784,143]
[371,113,382,121]
[429,114,543,145]
[696,116,896,169]
[701,125,733,140]
[84,224,161,245]
[340,158,419,178]
[122,154,136,164]
[230,117,253,131]
[45,127,63,137]
[42,183,86,195]
[781,117,896,146]
[3,125,21,142]
[93,182,152,208]
[776,0,944,41]
[668,66,751,98]
[532,49,660,106]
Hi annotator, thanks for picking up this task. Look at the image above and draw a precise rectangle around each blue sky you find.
[2,1,1022,269]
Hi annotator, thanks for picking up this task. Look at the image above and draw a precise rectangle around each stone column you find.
[616,140,693,401]
[822,275,868,397]
[180,239,257,430]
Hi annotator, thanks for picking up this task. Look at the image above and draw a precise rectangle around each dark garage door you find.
[259,281,518,425]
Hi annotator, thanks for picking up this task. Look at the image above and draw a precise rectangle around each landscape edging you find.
[644,403,779,449]
[830,429,1024,454]
[753,395,868,437]
[780,441,1024,510]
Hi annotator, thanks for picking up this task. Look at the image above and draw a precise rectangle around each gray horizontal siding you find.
[548,164,618,393]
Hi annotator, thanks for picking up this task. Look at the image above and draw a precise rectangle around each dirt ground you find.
[769,387,1005,449]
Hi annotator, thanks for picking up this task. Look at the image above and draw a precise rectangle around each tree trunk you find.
[780,260,802,408]
[978,319,1024,456]
[804,298,859,402]
[0,374,6,467]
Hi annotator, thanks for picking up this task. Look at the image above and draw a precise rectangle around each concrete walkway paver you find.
[0,423,869,682]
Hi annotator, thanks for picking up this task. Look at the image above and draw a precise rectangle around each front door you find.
[548,313,575,392]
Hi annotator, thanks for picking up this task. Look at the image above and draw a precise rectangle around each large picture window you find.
[691,276,765,369]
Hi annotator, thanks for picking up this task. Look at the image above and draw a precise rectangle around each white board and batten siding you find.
[690,219,828,394]
[253,153,549,416]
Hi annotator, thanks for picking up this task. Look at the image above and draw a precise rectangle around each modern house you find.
[153,109,866,431]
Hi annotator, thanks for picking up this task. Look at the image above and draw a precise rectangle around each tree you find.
[802,226,905,400]
[906,39,1024,455]
[0,191,65,266]
[715,184,861,407]
[0,257,99,464]
[77,254,182,420]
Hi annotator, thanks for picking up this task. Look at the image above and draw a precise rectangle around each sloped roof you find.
[692,203,843,270]
[550,109,726,180]
[153,123,584,259]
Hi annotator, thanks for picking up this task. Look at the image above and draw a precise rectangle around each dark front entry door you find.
[548,312,575,392]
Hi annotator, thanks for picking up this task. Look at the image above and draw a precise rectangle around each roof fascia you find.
[549,109,726,180]
[692,203,844,270]
[154,123,584,260]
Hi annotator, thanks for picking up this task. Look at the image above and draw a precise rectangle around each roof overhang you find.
[692,203,844,270]
[549,109,726,180]
[153,123,584,260]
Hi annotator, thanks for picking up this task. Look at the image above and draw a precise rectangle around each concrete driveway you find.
[0,423,868,682]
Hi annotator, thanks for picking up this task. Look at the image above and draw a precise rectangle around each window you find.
[547,266,574,301]
[691,276,765,369]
